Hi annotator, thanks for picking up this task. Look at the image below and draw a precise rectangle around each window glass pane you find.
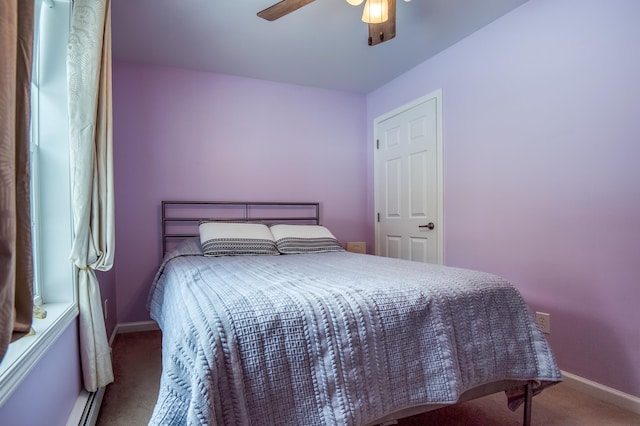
[30,0,75,305]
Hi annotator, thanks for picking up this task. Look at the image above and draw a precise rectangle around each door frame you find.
[373,89,444,264]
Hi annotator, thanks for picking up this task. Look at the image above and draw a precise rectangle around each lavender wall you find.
[112,64,368,323]
[97,269,117,338]
[0,321,82,425]
[367,0,640,397]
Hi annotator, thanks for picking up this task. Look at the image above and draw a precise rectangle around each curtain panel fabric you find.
[67,0,115,392]
[0,0,34,363]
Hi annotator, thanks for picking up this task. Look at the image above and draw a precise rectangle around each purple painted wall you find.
[0,321,82,425]
[97,269,117,338]
[367,0,640,397]
[112,64,368,323]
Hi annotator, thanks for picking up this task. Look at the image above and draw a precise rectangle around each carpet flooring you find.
[97,330,639,425]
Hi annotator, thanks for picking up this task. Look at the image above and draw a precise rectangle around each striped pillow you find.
[270,224,344,254]
[199,222,279,256]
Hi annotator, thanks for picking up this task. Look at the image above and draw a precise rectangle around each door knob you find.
[419,222,435,230]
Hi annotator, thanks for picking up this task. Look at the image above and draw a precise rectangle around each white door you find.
[374,90,443,264]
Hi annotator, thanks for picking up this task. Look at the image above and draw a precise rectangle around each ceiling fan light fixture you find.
[362,0,389,24]
[346,0,365,5]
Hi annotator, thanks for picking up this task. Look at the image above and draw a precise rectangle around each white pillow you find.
[270,224,344,254]
[199,222,279,256]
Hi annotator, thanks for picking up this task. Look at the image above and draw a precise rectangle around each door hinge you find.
[376,139,380,149]
[377,212,380,222]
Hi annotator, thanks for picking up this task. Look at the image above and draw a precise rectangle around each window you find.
[0,0,78,406]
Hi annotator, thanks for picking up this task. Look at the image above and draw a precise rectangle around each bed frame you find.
[159,200,536,426]
[366,380,533,425]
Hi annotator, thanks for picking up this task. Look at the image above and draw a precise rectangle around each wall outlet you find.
[103,299,108,320]
[535,312,551,334]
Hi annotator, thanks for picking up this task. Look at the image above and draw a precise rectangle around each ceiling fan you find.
[257,0,397,46]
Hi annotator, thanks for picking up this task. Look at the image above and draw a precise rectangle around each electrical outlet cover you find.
[535,312,551,334]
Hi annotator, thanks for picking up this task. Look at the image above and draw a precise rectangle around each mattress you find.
[147,238,561,425]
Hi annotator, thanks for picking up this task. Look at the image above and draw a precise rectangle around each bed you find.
[148,201,562,426]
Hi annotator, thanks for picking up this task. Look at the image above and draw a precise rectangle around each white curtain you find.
[67,0,115,392]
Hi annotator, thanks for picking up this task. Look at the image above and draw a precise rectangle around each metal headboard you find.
[161,201,320,254]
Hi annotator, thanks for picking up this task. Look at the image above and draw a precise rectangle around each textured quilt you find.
[147,239,561,426]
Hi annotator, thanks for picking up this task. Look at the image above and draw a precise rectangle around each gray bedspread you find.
[147,238,561,425]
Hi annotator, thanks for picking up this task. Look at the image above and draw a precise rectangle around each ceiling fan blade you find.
[368,0,396,46]
[257,0,316,21]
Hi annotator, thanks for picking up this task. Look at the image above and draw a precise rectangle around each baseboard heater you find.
[78,387,106,426]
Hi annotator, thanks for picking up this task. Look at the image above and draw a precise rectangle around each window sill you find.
[0,302,78,407]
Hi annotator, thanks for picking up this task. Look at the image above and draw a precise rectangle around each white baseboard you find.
[561,370,640,415]
[114,320,160,335]
[109,320,160,345]
[108,321,160,349]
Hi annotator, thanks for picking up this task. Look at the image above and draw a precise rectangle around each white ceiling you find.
[111,0,529,93]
